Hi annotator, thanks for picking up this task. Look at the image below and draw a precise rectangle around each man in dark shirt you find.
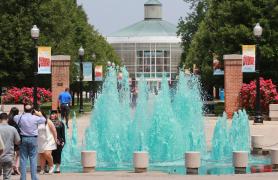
[58,88,72,129]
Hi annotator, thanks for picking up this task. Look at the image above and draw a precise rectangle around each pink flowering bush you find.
[240,78,278,112]
[1,87,52,105]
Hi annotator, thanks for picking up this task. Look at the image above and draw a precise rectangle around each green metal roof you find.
[109,20,177,37]
[145,0,161,5]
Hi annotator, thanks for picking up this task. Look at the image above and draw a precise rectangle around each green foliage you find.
[178,0,278,89]
[0,0,120,89]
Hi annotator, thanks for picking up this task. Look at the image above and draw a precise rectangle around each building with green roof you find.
[107,0,182,91]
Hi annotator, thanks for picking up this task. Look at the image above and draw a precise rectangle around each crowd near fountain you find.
[61,66,270,174]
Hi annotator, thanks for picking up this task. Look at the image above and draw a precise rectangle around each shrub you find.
[1,87,52,105]
[240,78,278,113]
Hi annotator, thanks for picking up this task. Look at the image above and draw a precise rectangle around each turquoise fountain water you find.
[60,67,269,174]
[172,71,206,155]
[85,67,130,167]
[84,68,207,167]
[62,112,80,167]
[129,76,149,152]
[147,75,185,162]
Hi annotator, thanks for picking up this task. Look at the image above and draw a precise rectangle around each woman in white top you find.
[38,113,57,174]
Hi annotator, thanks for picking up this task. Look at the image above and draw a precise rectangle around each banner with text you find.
[83,62,92,81]
[75,62,92,81]
[242,45,256,73]
[95,65,103,81]
[38,47,51,74]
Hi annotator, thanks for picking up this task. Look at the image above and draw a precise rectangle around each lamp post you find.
[91,53,96,108]
[79,46,85,113]
[253,23,263,124]
[31,25,40,110]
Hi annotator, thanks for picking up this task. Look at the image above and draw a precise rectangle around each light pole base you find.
[254,115,263,124]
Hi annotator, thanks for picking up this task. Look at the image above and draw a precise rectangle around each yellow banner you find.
[38,47,51,74]
[242,45,256,73]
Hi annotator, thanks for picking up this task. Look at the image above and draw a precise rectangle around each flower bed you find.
[240,78,278,113]
[1,87,52,105]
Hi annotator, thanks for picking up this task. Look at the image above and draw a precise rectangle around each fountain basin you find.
[133,151,149,173]
[81,151,96,173]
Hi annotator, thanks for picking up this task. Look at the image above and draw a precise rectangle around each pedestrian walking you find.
[58,88,72,129]
[38,112,57,174]
[0,113,21,180]
[50,110,66,173]
[13,105,46,180]
[8,107,21,175]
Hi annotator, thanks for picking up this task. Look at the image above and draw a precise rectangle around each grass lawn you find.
[40,99,92,117]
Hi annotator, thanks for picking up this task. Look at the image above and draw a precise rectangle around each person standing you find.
[0,135,4,156]
[13,105,46,180]
[38,112,57,174]
[8,107,21,175]
[0,113,21,180]
[58,88,72,129]
[50,111,66,173]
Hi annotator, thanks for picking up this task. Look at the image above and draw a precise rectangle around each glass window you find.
[137,58,143,65]
[164,58,170,65]
[164,51,170,57]
[137,51,143,57]
[156,58,163,65]
[137,66,143,72]
[144,58,150,65]
[144,66,150,72]
[151,58,155,65]
[151,66,156,72]
[157,66,163,72]
[144,73,151,78]
[164,66,170,72]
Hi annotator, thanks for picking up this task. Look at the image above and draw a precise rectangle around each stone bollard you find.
[185,152,201,175]
[81,151,96,173]
[233,151,248,174]
[133,151,149,173]
[251,135,264,155]
[271,149,278,170]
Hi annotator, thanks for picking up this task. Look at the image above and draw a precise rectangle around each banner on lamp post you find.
[95,65,103,81]
[75,62,92,81]
[38,47,51,74]
[83,62,92,81]
[242,45,256,73]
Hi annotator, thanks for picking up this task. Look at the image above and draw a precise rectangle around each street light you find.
[91,53,96,108]
[31,25,40,110]
[79,46,84,113]
[107,61,111,67]
[253,23,263,124]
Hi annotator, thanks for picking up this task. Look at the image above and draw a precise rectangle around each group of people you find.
[0,105,66,180]
[0,87,72,180]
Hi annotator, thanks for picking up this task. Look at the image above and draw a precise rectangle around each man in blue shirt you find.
[58,88,72,129]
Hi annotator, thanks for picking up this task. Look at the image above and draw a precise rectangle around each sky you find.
[77,0,192,36]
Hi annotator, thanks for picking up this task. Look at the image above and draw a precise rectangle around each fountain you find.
[60,67,270,174]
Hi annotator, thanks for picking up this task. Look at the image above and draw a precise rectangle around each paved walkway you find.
[11,172,278,180]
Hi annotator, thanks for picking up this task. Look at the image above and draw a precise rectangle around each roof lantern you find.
[144,0,162,20]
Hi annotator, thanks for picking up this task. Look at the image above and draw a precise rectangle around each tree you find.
[178,0,278,91]
[0,0,120,89]
[177,0,208,67]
